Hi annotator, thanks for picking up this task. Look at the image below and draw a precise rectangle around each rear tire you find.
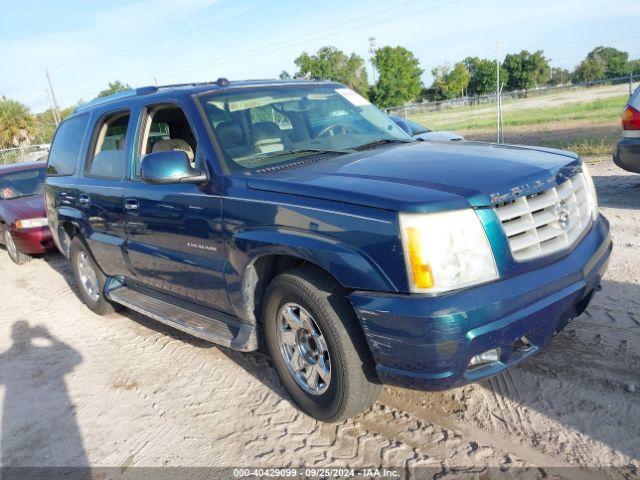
[3,228,31,265]
[263,265,381,422]
[70,237,117,315]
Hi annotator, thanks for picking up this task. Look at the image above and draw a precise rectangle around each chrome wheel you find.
[4,230,19,260]
[77,251,100,301]
[277,302,331,396]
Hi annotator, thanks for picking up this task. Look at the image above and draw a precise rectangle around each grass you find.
[407,89,628,156]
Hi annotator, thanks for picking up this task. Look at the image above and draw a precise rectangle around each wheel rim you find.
[277,302,331,396]
[77,251,100,301]
[5,230,19,260]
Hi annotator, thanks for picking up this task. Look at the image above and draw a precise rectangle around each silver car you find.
[390,115,463,142]
[613,85,640,173]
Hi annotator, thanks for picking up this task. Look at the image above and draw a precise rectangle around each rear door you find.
[123,101,230,313]
[75,109,133,276]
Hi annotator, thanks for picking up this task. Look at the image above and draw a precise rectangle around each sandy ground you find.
[0,159,638,478]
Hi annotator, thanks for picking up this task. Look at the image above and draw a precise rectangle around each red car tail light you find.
[622,105,640,130]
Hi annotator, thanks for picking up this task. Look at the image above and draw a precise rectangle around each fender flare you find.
[225,227,397,323]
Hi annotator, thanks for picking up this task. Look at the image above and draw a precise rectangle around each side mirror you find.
[141,150,207,185]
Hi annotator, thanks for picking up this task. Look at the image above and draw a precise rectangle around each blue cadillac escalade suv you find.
[45,79,611,421]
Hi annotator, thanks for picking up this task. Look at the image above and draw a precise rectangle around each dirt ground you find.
[0,159,638,478]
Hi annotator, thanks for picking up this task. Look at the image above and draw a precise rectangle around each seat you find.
[251,121,285,153]
[152,138,195,162]
[216,122,250,157]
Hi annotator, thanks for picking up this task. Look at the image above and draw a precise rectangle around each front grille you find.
[495,173,593,261]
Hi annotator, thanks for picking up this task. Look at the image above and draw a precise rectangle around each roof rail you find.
[74,86,159,113]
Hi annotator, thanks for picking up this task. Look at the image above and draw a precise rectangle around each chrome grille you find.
[495,173,593,261]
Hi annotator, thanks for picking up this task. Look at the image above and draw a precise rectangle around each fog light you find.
[468,348,500,368]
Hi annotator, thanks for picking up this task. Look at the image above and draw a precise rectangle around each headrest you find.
[252,122,282,144]
[116,136,126,150]
[152,138,194,161]
[216,122,244,146]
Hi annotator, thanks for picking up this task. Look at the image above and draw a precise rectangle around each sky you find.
[1,0,639,113]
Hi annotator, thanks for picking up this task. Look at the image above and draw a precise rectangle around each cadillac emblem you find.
[554,200,571,231]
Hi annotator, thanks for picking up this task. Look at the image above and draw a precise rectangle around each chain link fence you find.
[385,76,638,117]
[0,144,50,166]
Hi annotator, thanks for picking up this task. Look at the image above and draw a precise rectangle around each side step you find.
[106,282,258,352]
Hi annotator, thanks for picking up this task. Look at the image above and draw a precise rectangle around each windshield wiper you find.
[261,147,355,159]
[353,138,413,151]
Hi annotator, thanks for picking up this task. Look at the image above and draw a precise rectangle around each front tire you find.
[263,266,381,422]
[70,237,117,315]
[3,228,31,265]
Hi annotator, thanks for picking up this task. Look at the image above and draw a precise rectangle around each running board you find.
[105,281,257,352]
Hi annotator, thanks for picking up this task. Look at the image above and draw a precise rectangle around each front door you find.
[123,103,230,313]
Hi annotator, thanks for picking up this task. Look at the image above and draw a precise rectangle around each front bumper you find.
[613,138,640,173]
[349,215,612,390]
[11,226,55,254]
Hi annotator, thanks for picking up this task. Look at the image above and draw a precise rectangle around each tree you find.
[294,46,369,96]
[279,70,292,80]
[371,46,423,108]
[96,81,131,98]
[573,47,629,82]
[33,105,77,144]
[547,67,571,86]
[430,62,470,99]
[502,50,549,91]
[0,97,34,149]
[463,57,508,96]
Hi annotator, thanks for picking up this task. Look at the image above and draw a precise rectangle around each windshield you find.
[0,167,45,200]
[198,84,412,172]
[403,118,431,135]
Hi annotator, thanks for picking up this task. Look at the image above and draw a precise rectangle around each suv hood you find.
[246,142,582,212]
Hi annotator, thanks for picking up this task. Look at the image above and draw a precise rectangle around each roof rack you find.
[75,86,158,113]
[73,78,303,113]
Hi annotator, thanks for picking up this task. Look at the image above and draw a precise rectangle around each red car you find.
[0,161,55,264]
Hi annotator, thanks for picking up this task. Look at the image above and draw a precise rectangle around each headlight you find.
[580,162,598,220]
[399,209,498,293]
[15,217,48,229]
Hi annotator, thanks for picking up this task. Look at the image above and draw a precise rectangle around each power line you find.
[50,0,288,72]
[128,0,464,83]
[51,0,429,102]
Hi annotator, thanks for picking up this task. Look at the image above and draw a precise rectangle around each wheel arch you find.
[226,228,397,327]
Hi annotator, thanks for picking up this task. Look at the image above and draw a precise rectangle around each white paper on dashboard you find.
[335,88,371,106]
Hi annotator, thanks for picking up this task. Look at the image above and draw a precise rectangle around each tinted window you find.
[47,114,89,175]
[0,168,45,199]
[87,111,130,179]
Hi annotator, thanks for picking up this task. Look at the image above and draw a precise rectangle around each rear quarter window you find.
[47,114,90,176]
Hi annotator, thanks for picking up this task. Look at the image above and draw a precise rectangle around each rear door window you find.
[86,111,131,179]
[47,114,90,176]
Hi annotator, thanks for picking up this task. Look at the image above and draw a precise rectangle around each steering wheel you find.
[316,123,357,138]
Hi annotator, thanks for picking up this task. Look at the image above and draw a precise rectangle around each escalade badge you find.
[554,200,571,231]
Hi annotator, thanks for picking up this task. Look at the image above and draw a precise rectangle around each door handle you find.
[78,194,90,206]
[124,199,139,211]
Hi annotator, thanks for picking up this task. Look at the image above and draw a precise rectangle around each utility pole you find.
[45,88,60,126]
[45,69,61,126]
[496,41,503,143]
[368,36,377,84]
